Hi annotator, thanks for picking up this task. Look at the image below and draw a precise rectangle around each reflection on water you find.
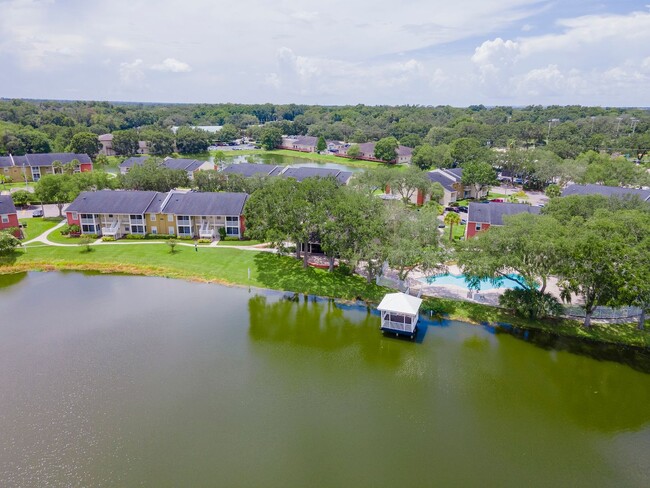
[223,153,364,172]
[0,273,649,487]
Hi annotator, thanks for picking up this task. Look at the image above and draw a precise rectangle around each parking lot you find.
[16,204,67,220]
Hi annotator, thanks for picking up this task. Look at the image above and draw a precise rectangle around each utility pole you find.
[630,118,639,134]
[615,117,623,138]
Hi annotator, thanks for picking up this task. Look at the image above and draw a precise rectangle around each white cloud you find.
[119,59,144,84]
[150,58,192,73]
[0,1,649,105]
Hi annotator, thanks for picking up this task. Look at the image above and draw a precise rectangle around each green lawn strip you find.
[20,217,62,241]
[217,239,263,246]
[422,296,650,348]
[46,228,81,245]
[0,244,386,302]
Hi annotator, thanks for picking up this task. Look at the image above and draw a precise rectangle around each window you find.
[475,224,482,231]
[151,226,158,234]
[178,216,190,223]
[150,214,156,221]
[168,214,174,222]
[225,216,239,237]
[71,212,78,220]
[168,227,175,235]
[1,214,8,224]
[178,225,191,235]
[81,224,96,233]
[131,225,145,234]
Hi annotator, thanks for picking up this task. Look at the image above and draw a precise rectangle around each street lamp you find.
[615,116,624,138]
[547,119,559,140]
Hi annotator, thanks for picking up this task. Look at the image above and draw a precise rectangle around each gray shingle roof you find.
[280,167,351,184]
[0,153,90,167]
[161,191,248,216]
[162,158,202,171]
[120,156,150,169]
[426,169,458,192]
[221,163,278,177]
[25,153,91,166]
[561,184,650,202]
[66,190,160,214]
[467,202,540,226]
[0,195,17,215]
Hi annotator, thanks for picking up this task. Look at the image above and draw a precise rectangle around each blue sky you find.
[0,0,649,106]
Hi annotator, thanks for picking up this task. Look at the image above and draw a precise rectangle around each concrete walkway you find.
[22,223,276,252]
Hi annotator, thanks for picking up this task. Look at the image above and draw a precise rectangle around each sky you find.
[0,0,649,106]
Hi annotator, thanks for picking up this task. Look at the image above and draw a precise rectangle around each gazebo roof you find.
[377,292,422,316]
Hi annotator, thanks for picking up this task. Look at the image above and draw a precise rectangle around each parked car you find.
[457,206,468,213]
[445,207,460,213]
[32,209,44,217]
[490,198,504,203]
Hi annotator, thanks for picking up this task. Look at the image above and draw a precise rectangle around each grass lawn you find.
[0,244,386,302]
[20,217,62,241]
[1,181,33,190]
[45,228,81,245]
[217,239,263,246]
[422,297,650,348]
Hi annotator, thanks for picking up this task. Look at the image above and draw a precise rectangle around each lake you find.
[220,153,365,173]
[1,272,649,487]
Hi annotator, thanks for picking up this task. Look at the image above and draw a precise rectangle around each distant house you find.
[0,194,21,238]
[279,167,353,185]
[98,134,149,156]
[98,134,116,156]
[280,135,318,152]
[561,184,650,202]
[161,157,214,180]
[409,168,487,206]
[0,153,93,182]
[119,156,150,175]
[170,125,222,134]
[342,142,413,164]
[65,190,247,240]
[118,156,213,179]
[465,202,540,239]
[221,163,280,177]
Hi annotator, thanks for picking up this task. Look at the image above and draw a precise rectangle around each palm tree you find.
[52,160,63,175]
[444,211,461,241]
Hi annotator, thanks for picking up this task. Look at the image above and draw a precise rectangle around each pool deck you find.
[408,266,569,307]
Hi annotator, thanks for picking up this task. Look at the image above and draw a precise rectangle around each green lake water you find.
[1,272,649,487]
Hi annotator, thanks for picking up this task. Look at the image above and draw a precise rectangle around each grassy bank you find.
[0,244,385,302]
[217,148,405,170]
[1,243,647,348]
[20,217,62,241]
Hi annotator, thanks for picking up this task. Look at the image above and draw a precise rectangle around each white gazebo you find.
[377,292,423,338]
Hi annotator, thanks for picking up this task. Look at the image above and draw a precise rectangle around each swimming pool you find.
[419,273,525,291]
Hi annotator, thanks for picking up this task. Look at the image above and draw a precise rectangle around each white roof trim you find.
[377,292,423,316]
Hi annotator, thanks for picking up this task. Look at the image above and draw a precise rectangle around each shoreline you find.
[2,259,648,349]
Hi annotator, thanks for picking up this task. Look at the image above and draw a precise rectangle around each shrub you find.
[167,239,178,253]
[179,235,194,240]
[218,227,227,240]
[198,239,212,244]
[144,233,174,240]
[499,288,563,320]
[125,233,146,239]
[0,231,21,254]
[60,224,80,236]
[11,190,32,207]
[101,236,115,242]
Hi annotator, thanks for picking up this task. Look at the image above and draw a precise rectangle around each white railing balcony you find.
[381,320,416,333]
[101,220,121,236]
[80,218,97,225]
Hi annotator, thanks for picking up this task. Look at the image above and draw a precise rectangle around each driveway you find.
[490,185,548,207]
[16,204,68,219]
